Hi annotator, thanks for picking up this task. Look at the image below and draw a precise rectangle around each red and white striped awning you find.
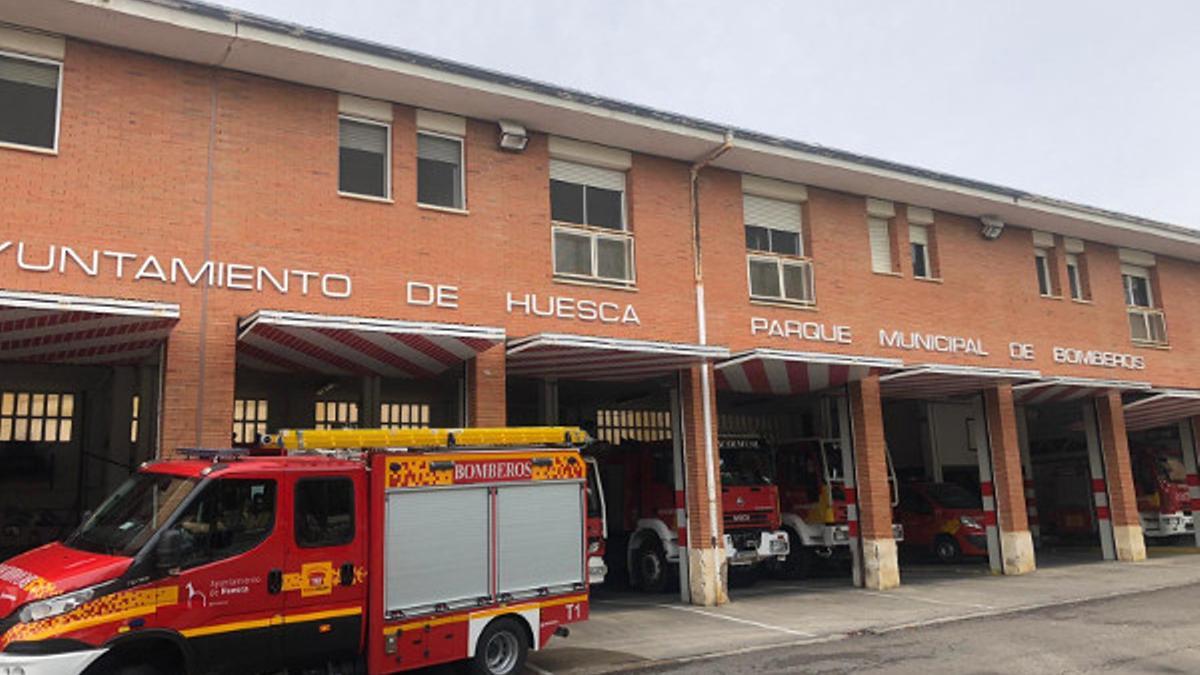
[506,333,729,381]
[0,290,179,365]
[237,310,505,377]
[1012,376,1151,406]
[1123,389,1200,432]
[714,349,903,395]
[879,364,1041,399]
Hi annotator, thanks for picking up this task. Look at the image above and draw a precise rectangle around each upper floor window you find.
[1065,253,1084,300]
[1122,259,1167,345]
[744,193,812,304]
[866,198,898,275]
[909,224,932,279]
[417,131,464,209]
[338,116,390,199]
[550,159,633,285]
[1034,248,1053,296]
[0,52,61,152]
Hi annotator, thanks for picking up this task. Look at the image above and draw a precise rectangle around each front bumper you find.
[723,530,790,566]
[588,555,608,585]
[1142,512,1195,537]
[0,647,107,675]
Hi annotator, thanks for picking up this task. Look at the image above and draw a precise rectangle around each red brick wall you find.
[850,375,895,540]
[1096,390,1140,527]
[984,384,1030,533]
[680,365,723,547]
[466,345,506,427]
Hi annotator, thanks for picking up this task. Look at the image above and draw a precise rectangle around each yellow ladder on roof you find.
[262,426,590,451]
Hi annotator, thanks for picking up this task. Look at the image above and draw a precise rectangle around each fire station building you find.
[3,0,1200,606]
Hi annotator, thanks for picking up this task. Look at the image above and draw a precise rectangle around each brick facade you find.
[984,384,1030,534]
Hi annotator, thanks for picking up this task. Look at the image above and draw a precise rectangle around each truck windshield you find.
[720,448,774,486]
[65,472,199,557]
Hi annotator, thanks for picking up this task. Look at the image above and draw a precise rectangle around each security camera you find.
[980,215,1005,240]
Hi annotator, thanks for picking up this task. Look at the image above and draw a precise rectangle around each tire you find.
[934,535,961,563]
[728,564,760,588]
[470,617,529,675]
[778,532,815,580]
[634,539,669,593]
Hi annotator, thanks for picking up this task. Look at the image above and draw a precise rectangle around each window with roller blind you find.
[0,52,61,152]
[744,194,813,304]
[868,217,895,274]
[550,159,634,285]
[1122,264,1167,345]
[909,224,932,279]
[339,116,390,199]
[417,131,464,209]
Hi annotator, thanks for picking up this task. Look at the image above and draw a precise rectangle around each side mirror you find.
[156,530,184,573]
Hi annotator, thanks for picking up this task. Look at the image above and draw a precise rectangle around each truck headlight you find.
[959,516,982,530]
[18,586,96,623]
[588,540,602,554]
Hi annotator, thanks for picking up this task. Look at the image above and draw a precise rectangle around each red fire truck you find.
[771,438,902,578]
[1132,444,1194,539]
[594,437,787,592]
[0,427,592,675]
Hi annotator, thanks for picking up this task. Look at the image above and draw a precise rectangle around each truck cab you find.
[1132,445,1194,538]
[0,452,369,675]
[717,437,789,571]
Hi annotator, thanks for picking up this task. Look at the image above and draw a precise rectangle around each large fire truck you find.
[594,437,787,592]
[0,427,592,675]
[771,438,902,578]
[1131,444,1194,539]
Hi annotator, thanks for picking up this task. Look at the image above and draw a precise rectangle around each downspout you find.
[690,131,734,550]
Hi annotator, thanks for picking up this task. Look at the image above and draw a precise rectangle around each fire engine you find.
[768,438,903,578]
[1131,444,1194,539]
[593,437,787,592]
[0,426,592,675]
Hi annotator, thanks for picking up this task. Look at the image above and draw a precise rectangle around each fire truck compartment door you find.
[496,483,585,595]
[385,487,490,613]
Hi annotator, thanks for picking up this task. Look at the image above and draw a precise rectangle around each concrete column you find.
[161,313,236,452]
[1095,391,1146,562]
[466,344,507,427]
[850,375,899,590]
[680,364,727,606]
[983,385,1035,575]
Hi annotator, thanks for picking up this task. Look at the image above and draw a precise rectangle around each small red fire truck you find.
[1132,444,1194,539]
[594,437,787,592]
[0,427,592,675]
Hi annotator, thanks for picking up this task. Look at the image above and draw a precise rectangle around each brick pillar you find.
[1095,391,1146,561]
[161,313,236,454]
[466,344,506,427]
[850,375,899,590]
[983,384,1035,574]
[680,364,727,606]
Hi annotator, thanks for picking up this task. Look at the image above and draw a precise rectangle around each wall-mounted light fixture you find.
[980,215,1005,240]
[498,120,528,152]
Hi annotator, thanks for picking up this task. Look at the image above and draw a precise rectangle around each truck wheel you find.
[933,535,961,563]
[634,540,669,593]
[470,617,528,675]
[780,532,814,580]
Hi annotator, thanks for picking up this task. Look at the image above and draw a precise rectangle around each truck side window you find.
[295,477,355,548]
[169,479,277,568]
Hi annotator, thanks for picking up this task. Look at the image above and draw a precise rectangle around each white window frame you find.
[746,253,815,306]
[1035,249,1053,296]
[0,49,63,155]
[1065,253,1083,300]
[337,114,392,201]
[550,224,636,287]
[909,225,932,279]
[1122,265,1153,308]
[416,129,466,211]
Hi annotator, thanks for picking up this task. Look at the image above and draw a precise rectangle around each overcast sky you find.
[229,0,1200,227]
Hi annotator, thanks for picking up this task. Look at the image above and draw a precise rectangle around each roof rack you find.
[260,426,590,451]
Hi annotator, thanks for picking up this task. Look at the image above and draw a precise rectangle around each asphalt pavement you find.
[632,582,1200,674]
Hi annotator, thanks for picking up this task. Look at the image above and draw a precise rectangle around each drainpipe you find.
[689,132,733,552]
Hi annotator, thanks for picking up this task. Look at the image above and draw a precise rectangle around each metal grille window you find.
[550,159,633,285]
[233,399,269,445]
[315,400,359,430]
[0,392,73,442]
[339,116,390,198]
[380,403,430,429]
[0,52,60,151]
[596,409,671,444]
[417,132,464,208]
